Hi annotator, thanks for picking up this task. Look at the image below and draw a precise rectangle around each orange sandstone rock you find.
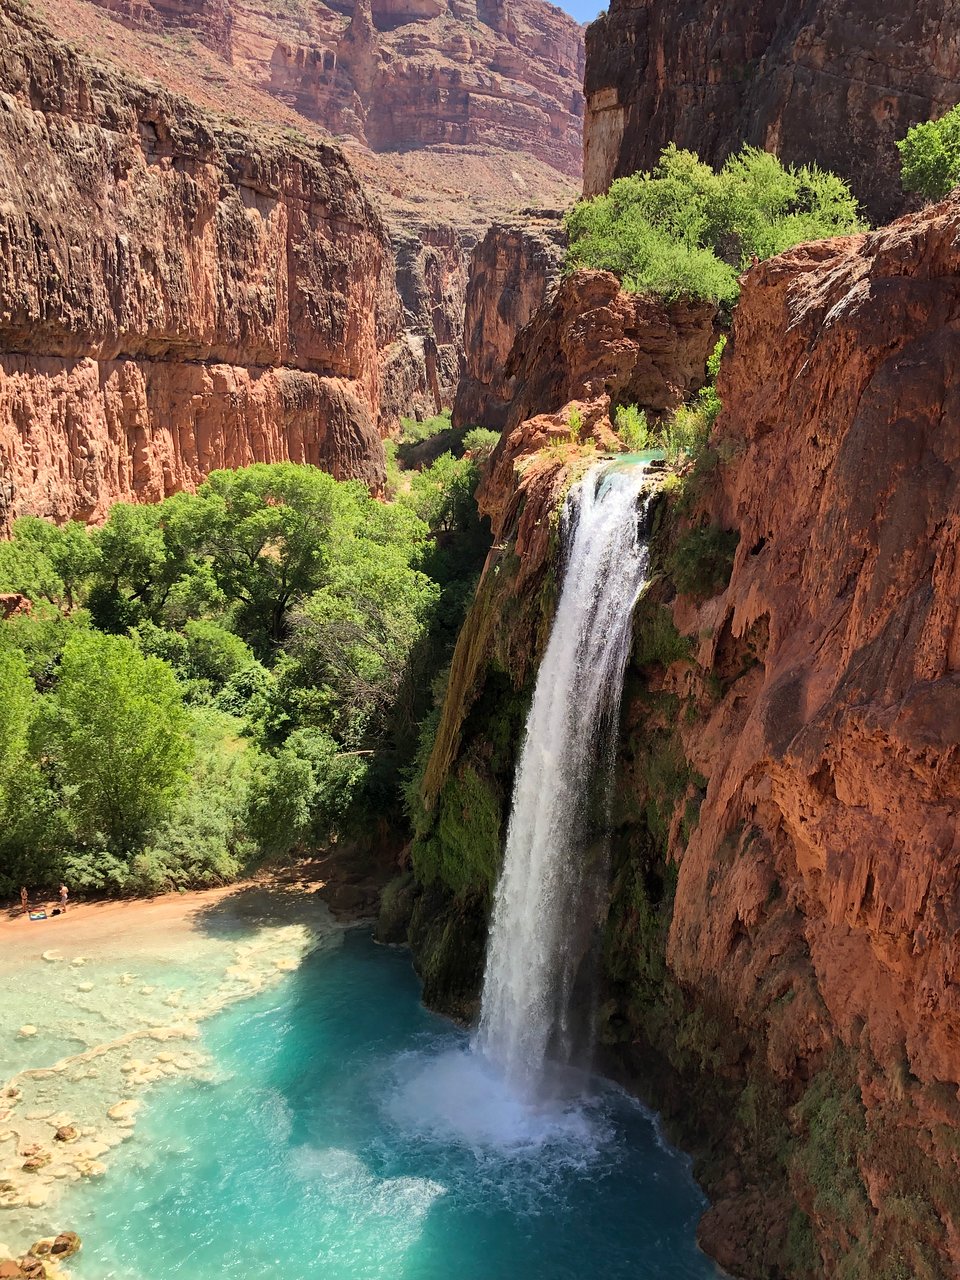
[0,1,405,528]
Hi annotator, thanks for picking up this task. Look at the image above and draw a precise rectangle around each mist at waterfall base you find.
[67,931,719,1279]
[66,462,721,1277]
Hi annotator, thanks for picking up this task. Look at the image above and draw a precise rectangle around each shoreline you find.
[0,876,341,1270]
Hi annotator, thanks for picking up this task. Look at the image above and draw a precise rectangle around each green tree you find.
[244,744,317,856]
[565,143,865,304]
[287,547,440,739]
[183,464,363,651]
[897,104,960,200]
[0,647,35,810]
[47,632,193,851]
[89,494,208,630]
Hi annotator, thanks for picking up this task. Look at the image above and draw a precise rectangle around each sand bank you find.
[0,881,337,1262]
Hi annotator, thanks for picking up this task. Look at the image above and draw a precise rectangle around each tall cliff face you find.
[391,194,960,1277]
[0,0,408,527]
[251,0,584,180]
[451,215,566,430]
[583,0,960,222]
[646,196,960,1277]
[27,0,585,426]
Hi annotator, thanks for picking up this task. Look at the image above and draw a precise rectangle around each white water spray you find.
[477,461,652,1094]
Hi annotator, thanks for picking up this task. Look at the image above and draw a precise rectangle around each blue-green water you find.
[65,929,721,1279]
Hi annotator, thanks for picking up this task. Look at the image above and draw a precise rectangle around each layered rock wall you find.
[258,0,584,178]
[652,197,960,1276]
[452,215,565,430]
[88,0,235,57]
[583,0,960,222]
[0,0,403,527]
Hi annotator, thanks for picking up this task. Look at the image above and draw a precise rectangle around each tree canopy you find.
[565,144,866,305]
[0,455,491,896]
[897,104,960,200]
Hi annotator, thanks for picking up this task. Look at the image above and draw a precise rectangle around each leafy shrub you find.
[565,145,865,303]
[244,744,317,857]
[45,631,193,852]
[182,621,255,688]
[667,526,740,599]
[461,427,500,461]
[634,604,692,669]
[614,404,653,451]
[897,103,960,200]
[133,710,254,892]
[399,409,453,444]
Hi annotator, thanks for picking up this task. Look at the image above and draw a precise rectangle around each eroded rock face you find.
[88,0,234,58]
[257,0,584,179]
[393,223,473,415]
[499,271,717,434]
[0,0,402,526]
[583,0,960,221]
[452,215,566,430]
[645,195,960,1274]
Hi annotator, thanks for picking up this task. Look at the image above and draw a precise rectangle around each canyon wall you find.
[387,194,960,1277]
[250,0,584,179]
[642,195,960,1278]
[0,0,409,527]
[28,0,585,430]
[87,0,235,58]
[451,215,565,430]
[583,0,960,222]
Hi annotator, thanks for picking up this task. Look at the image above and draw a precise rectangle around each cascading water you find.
[477,460,652,1095]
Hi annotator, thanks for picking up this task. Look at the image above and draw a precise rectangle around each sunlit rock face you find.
[583,0,960,221]
[88,0,235,57]
[452,216,566,431]
[652,194,960,1275]
[0,0,408,527]
[257,0,585,179]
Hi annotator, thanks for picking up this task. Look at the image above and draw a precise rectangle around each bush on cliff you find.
[565,144,865,304]
[897,103,960,200]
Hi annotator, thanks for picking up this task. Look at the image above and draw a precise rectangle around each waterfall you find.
[477,460,652,1095]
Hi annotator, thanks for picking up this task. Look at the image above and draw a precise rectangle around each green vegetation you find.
[633,604,692,670]
[897,103,960,200]
[614,404,653,451]
[399,409,453,445]
[565,144,865,304]
[461,427,500,461]
[0,448,490,899]
[614,336,726,469]
[667,525,740,600]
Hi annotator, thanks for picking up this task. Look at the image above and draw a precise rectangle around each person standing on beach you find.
[59,883,68,913]
[20,886,28,915]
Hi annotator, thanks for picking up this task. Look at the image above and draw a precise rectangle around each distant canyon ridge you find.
[0,0,584,527]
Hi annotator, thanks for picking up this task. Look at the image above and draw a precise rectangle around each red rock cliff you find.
[256,0,584,180]
[411,194,960,1276]
[647,195,960,1276]
[451,214,566,430]
[0,0,406,528]
[583,0,960,222]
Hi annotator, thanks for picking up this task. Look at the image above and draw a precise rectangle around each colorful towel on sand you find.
[29,911,47,921]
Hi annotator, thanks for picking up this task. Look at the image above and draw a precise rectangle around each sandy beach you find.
[1,885,253,968]
[0,878,338,1267]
